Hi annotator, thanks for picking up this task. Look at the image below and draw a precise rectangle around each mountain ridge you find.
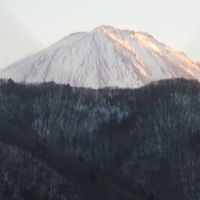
[0,25,200,88]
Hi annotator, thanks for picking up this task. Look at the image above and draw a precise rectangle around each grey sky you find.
[0,0,200,69]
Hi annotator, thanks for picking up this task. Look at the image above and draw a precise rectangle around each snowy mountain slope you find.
[0,25,200,88]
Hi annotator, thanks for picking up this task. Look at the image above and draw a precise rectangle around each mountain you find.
[0,78,200,200]
[0,25,200,88]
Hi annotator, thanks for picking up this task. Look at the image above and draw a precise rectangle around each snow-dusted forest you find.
[0,78,200,200]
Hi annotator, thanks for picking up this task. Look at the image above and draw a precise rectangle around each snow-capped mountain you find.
[1,25,200,88]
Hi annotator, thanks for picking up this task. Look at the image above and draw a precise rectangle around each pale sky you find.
[0,0,200,69]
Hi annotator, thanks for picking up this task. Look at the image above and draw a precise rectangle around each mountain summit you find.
[1,25,200,88]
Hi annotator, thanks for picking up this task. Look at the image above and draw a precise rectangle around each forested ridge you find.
[0,78,200,200]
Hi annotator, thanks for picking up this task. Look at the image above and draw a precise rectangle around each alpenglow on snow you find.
[0,25,200,88]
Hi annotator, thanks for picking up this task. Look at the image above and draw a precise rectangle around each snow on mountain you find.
[0,25,200,88]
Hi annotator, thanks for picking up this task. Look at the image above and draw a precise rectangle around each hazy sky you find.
[0,0,200,69]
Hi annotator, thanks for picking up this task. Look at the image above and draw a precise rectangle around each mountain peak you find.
[0,25,200,88]
[94,25,114,31]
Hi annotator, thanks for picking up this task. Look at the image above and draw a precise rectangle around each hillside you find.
[0,78,200,199]
[0,123,146,200]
